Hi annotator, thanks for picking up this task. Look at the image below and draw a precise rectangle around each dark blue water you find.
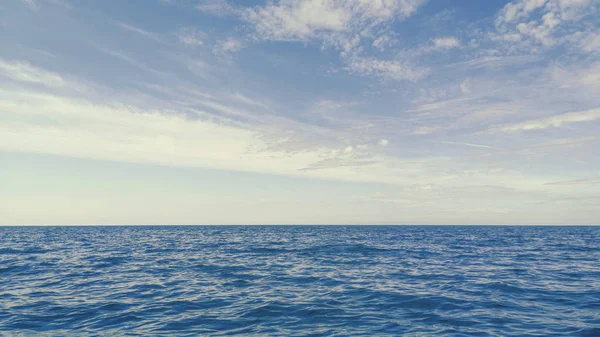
[1,226,599,336]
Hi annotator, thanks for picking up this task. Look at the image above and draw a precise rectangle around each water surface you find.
[1,226,599,336]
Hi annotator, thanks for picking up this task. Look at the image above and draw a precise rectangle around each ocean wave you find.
[1,225,599,336]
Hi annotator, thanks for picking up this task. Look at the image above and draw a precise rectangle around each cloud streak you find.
[494,108,600,133]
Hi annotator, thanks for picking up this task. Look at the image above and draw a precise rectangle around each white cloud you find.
[498,0,548,23]
[431,37,460,50]
[4,83,533,188]
[435,141,499,150]
[231,92,268,108]
[0,59,65,86]
[555,0,595,19]
[96,47,167,77]
[452,55,539,70]
[524,136,598,149]
[3,74,583,224]
[244,0,424,42]
[378,139,389,146]
[177,27,205,47]
[515,11,560,45]
[372,34,393,51]
[19,0,70,11]
[213,37,244,57]
[460,80,471,94]
[115,22,162,42]
[245,1,348,41]
[0,59,467,188]
[544,61,600,94]
[545,176,600,185]
[579,30,600,53]
[412,126,441,135]
[495,0,598,48]
[241,0,426,81]
[346,56,429,82]
[0,86,322,177]
[21,0,39,10]
[495,108,600,132]
[196,0,238,16]
[312,99,346,111]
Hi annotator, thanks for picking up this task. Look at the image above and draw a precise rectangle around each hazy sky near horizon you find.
[1,0,599,224]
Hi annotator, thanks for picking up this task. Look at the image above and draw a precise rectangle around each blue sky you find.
[1,0,599,224]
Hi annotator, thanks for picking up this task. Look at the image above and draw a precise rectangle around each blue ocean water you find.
[0,226,599,336]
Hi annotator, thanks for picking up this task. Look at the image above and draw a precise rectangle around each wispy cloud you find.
[0,59,65,86]
[431,37,460,50]
[21,0,39,10]
[196,0,238,17]
[213,37,244,57]
[19,0,70,11]
[231,92,268,109]
[346,56,429,82]
[115,22,163,42]
[95,46,168,77]
[434,141,500,150]
[524,136,598,149]
[177,27,206,47]
[449,55,539,70]
[493,108,600,133]
[545,177,600,186]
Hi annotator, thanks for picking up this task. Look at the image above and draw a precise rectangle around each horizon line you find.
[1,224,598,227]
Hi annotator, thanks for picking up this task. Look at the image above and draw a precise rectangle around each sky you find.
[1,0,599,225]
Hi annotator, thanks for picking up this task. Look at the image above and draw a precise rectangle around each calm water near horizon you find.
[1,225,599,336]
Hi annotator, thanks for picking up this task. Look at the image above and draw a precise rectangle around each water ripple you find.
[1,226,599,336]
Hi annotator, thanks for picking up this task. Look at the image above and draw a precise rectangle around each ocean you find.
[1,225,598,336]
